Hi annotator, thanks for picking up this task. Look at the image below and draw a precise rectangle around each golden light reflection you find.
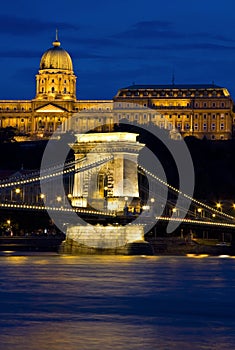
[4,256,29,263]
[186,254,209,258]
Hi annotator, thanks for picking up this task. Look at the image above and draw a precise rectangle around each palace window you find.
[203,123,207,130]
[52,79,54,83]
[203,102,207,107]
[220,113,224,119]
[195,103,198,107]
[135,114,138,120]
[185,123,190,130]
[177,123,181,130]
[220,123,224,130]
[212,102,216,107]
[203,114,207,119]
[212,114,216,119]
[143,114,147,119]
[51,87,55,93]
[63,88,67,93]
[194,114,198,119]
[21,119,24,123]
[221,102,225,107]
[211,123,216,130]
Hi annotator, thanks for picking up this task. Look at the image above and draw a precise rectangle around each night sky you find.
[1,0,235,100]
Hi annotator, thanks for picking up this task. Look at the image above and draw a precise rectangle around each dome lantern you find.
[52,29,61,47]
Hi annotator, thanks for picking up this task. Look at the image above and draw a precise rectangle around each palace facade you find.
[0,36,234,140]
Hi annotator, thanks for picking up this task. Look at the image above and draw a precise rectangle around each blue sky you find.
[1,0,235,100]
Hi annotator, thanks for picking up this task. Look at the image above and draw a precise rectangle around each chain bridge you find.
[0,133,234,238]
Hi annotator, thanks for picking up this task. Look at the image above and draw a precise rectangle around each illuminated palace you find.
[0,35,234,141]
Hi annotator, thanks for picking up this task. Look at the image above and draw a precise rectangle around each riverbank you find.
[147,237,234,256]
[0,236,234,256]
[0,235,65,252]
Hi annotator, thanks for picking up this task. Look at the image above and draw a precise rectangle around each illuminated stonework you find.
[113,85,234,140]
[0,35,234,141]
[66,225,144,249]
[36,36,76,101]
[71,132,144,211]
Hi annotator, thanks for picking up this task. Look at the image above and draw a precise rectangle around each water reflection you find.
[0,254,235,349]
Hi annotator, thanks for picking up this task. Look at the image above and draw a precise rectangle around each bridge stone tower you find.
[71,132,144,212]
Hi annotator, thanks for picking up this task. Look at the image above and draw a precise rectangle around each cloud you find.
[65,35,121,51]
[0,49,42,58]
[112,20,182,40]
[0,15,79,36]
[111,20,235,46]
[141,42,235,52]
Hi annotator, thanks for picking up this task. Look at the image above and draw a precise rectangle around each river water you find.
[0,253,235,349]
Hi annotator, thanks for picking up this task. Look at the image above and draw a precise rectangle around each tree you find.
[0,127,18,143]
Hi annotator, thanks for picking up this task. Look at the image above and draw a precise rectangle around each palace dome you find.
[39,38,73,71]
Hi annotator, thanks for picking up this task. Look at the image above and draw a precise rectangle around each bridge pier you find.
[63,132,153,254]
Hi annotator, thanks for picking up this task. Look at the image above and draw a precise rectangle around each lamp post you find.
[124,196,128,215]
[216,203,222,212]
[216,203,224,242]
[39,193,45,204]
[56,196,62,207]
[6,219,12,236]
[197,208,203,217]
[104,186,108,210]
[172,207,177,215]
